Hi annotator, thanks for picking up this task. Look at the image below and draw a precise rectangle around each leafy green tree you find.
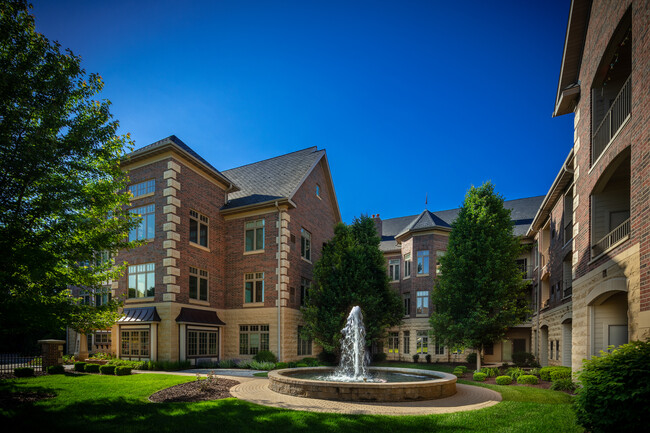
[0,1,139,349]
[302,216,402,357]
[429,182,529,371]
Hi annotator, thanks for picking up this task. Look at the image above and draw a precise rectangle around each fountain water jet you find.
[329,306,369,381]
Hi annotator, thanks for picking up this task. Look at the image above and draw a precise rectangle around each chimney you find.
[372,214,382,237]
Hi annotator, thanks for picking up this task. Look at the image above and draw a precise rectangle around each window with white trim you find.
[403,331,410,354]
[189,267,208,301]
[416,290,429,315]
[404,252,411,277]
[239,324,269,355]
[128,179,155,198]
[244,272,264,303]
[416,330,428,354]
[121,329,149,357]
[129,204,155,241]
[417,250,429,274]
[188,329,218,357]
[128,263,155,298]
[298,326,312,356]
[301,228,311,261]
[190,210,208,247]
[300,278,311,306]
[389,259,400,281]
[403,292,411,316]
[245,219,264,252]
[434,341,445,355]
[388,332,399,353]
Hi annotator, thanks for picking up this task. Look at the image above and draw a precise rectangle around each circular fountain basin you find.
[268,366,457,402]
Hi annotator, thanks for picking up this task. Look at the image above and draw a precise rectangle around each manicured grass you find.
[0,373,580,432]
[253,372,269,377]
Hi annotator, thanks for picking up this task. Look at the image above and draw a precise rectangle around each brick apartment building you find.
[70,136,340,363]
[373,196,543,364]
[528,0,649,369]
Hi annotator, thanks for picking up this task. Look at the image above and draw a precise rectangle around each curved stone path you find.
[229,377,502,416]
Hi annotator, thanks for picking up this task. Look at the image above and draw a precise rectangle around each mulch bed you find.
[149,378,240,403]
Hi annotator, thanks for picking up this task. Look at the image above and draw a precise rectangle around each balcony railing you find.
[592,76,631,164]
[563,278,572,299]
[517,264,534,279]
[592,218,630,257]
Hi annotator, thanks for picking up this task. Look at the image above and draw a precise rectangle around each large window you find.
[403,331,410,354]
[298,326,312,356]
[434,341,445,355]
[403,292,411,316]
[388,332,399,353]
[416,330,428,354]
[417,250,429,274]
[128,263,155,298]
[416,290,429,315]
[300,278,311,306]
[301,228,311,261]
[189,267,208,301]
[95,331,111,344]
[245,219,264,252]
[188,329,218,357]
[121,329,149,357]
[189,210,208,247]
[239,324,269,355]
[128,179,155,198]
[404,253,411,277]
[244,272,264,303]
[129,204,155,241]
[389,259,400,281]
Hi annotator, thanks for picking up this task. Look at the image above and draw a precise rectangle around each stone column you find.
[38,339,66,370]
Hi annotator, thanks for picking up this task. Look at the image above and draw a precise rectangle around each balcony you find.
[517,263,534,280]
[592,218,630,257]
[592,76,631,164]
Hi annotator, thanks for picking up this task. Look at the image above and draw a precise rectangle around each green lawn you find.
[0,373,581,433]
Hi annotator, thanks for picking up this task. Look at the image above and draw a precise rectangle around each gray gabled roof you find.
[379,195,545,252]
[221,147,325,210]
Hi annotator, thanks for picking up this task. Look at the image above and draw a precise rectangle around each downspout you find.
[535,243,541,361]
[275,201,282,361]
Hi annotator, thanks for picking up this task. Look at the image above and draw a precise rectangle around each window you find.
[94,288,111,306]
[403,331,410,354]
[388,332,399,353]
[128,263,155,298]
[389,259,400,281]
[188,329,218,357]
[484,343,494,356]
[128,179,155,198]
[417,250,429,274]
[436,251,445,275]
[189,210,208,247]
[245,219,264,252]
[239,324,269,355]
[300,278,311,306]
[244,272,264,303]
[298,326,312,356]
[404,253,411,277]
[416,290,429,315]
[434,341,445,355]
[550,340,554,360]
[416,330,428,354]
[189,267,208,301]
[129,204,155,241]
[556,340,560,360]
[403,292,411,316]
[121,329,149,357]
[95,331,111,344]
[301,228,311,261]
[316,184,321,197]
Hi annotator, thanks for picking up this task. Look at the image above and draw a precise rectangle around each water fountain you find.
[268,306,457,401]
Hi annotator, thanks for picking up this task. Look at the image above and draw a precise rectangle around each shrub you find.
[412,354,419,363]
[575,341,650,433]
[539,366,571,381]
[287,362,297,368]
[529,367,541,377]
[550,369,572,382]
[74,362,87,372]
[249,361,275,371]
[218,359,236,368]
[511,351,537,367]
[253,350,278,363]
[47,365,65,375]
[107,359,146,370]
[424,354,431,363]
[506,367,526,380]
[84,363,100,373]
[14,367,34,377]
[456,365,468,373]
[115,366,132,376]
[236,359,252,369]
[453,371,463,378]
[473,372,487,382]
[517,375,539,385]
[551,378,576,392]
[301,357,320,366]
[317,351,337,365]
[295,363,308,368]
[99,365,116,375]
[63,355,75,364]
[274,362,289,369]
[480,367,499,377]
[466,352,483,365]
[495,375,512,385]
[372,352,387,363]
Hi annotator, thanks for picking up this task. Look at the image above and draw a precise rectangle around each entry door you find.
[502,340,512,362]
[513,339,526,354]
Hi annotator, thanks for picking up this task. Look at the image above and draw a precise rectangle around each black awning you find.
[118,307,161,323]
[175,307,226,326]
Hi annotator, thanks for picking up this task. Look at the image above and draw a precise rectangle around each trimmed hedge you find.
[473,372,487,381]
[295,363,308,368]
[539,366,571,381]
[99,365,116,375]
[47,365,65,375]
[575,341,650,433]
[14,367,34,377]
[455,365,468,373]
[550,378,576,392]
[550,369,572,381]
[453,370,464,378]
[517,375,539,385]
[495,375,512,385]
[74,362,87,372]
[84,363,100,373]
[115,366,132,376]
[274,362,289,369]
[253,350,278,363]
[511,351,538,367]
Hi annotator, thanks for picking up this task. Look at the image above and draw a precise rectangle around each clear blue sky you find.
[32,0,574,223]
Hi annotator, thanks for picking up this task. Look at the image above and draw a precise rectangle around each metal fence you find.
[0,352,43,373]
[592,76,631,164]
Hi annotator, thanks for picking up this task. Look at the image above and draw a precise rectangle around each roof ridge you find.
[223,146,320,172]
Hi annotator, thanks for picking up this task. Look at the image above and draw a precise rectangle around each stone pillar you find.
[76,333,89,361]
[38,339,66,370]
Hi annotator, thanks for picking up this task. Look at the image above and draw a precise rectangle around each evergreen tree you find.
[429,182,529,371]
[302,216,402,357]
[0,1,140,349]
